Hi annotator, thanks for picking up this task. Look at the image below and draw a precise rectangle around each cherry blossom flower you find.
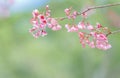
[96,39,111,50]
[95,33,111,50]
[32,9,39,18]
[78,22,86,29]
[47,18,61,31]
[64,8,71,16]
[96,22,102,28]
[65,24,79,32]
[45,5,51,17]
[87,24,94,30]
[81,12,87,18]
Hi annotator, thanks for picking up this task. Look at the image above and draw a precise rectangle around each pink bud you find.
[51,18,58,26]
[41,30,47,37]
[81,12,87,18]
[73,11,78,16]
[64,8,71,16]
[46,5,49,9]
[78,32,84,39]
[96,22,102,28]
[32,9,39,18]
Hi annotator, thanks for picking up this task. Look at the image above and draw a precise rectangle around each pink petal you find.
[78,22,86,29]
[32,9,39,18]
[87,25,94,30]
[41,30,47,37]
[51,18,58,26]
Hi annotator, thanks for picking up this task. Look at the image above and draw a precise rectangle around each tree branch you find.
[78,2,120,15]
[59,2,120,20]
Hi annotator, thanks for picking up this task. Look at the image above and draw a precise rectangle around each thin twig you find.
[112,29,120,34]
[106,29,120,36]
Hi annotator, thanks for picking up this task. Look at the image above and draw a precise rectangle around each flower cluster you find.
[78,23,111,50]
[30,5,112,50]
[29,5,61,38]
[64,7,112,50]
[65,20,111,50]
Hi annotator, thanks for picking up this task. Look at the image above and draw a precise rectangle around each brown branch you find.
[78,2,120,15]
[58,2,120,20]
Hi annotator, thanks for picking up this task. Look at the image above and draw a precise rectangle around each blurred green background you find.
[0,0,120,78]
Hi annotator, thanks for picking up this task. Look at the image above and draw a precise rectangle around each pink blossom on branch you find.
[64,7,78,19]
[29,5,61,38]
[66,21,111,50]
[29,5,115,50]
[95,34,111,50]
[77,22,112,50]
[65,24,79,32]
[47,18,61,31]
[78,22,86,29]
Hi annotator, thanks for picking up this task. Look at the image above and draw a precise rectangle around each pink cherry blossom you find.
[29,27,37,33]
[73,11,78,16]
[96,22,102,28]
[45,5,51,17]
[78,32,84,39]
[96,34,107,41]
[65,24,79,32]
[47,18,62,31]
[31,30,47,38]
[81,12,87,18]
[32,30,41,38]
[32,9,39,18]
[94,33,111,50]
[87,24,94,30]
[70,11,78,19]
[78,32,91,47]
[96,39,111,50]
[88,41,95,48]
[41,30,47,37]
[64,8,71,16]
[78,22,86,29]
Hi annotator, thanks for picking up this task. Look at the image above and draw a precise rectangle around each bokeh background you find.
[0,0,120,78]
